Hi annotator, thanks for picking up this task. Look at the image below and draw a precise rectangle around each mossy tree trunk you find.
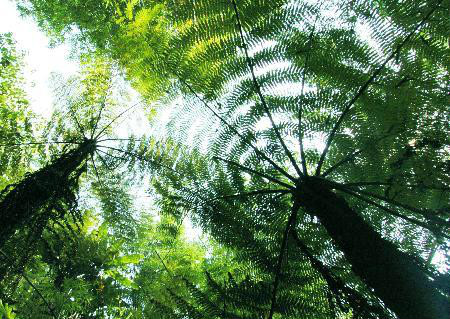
[297,176,449,319]
[0,140,95,249]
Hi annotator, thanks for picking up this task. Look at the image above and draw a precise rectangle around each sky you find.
[0,0,78,118]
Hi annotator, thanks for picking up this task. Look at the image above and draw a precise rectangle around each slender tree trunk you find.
[0,140,95,249]
[297,176,449,319]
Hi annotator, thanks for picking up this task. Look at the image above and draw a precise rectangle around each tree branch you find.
[331,183,450,239]
[321,148,364,178]
[67,104,86,138]
[321,126,397,177]
[298,31,315,177]
[94,99,143,140]
[267,200,300,319]
[154,249,174,278]
[97,138,143,143]
[212,189,291,202]
[90,153,107,191]
[213,156,294,189]
[91,82,112,139]
[343,181,449,192]
[0,141,81,147]
[348,187,449,227]
[298,5,324,177]
[315,4,441,176]
[97,145,179,175]
[181,78,297,184]
[0,249,57,319]
[230,0,303,178]
[291,229,386,317]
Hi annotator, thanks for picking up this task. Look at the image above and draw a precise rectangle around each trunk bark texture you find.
[297,176,449,319]
[0,140,94,248]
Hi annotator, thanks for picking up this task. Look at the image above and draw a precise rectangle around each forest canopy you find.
[0,0,449,318]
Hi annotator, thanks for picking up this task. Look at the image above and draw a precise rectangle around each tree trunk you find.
[0,140,95,249]
[297,176,449,319]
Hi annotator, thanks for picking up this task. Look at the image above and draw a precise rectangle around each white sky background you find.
[0,0,78,118]
[0,0,152,135]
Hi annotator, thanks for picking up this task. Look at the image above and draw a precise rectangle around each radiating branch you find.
[212,189,291,202]
[267,200,300,319]
[90,153,107,191]
[315,4,441,176]
[154,249,174,278]
[94,99,143,140]
[321,148,363,178]
[204,189,290,207]
[332,183,450,239]
[348,187,449,227]
[95,149,120,172]
[0,249,57,319]
[67,103,86,137]
[213,156,294,189]
[97,145,179,174]
[91,83,112,139]
[180,78,297,184]
[298,6,323,177]
[291,229,346,312]
[230,0,303,178]
[344,181,449,192]
[321,127,397,177]
[0,141,81,147]
[291,229,386,317]
[97,138,143,143]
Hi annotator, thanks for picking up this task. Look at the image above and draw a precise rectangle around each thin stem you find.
[97,145,179,174]
[154,249,174,278]
[345,181,393,187]
[94,99,143,140]
[344,181,449,192]
[91,83,112,139]
[0,249,57,319]
[68,104,85,137]
[0,141,81,147]
[181,79,297,184]
[213,189,291,202]
[230,0,303,178]
[267,200,300,319]
[315,4,440,176]
[332,184,450,239]
[298,60,311,176]
[96,148,133,163]
[348,187,449,227]
[213,156,294,189]
[95,149,117,172]
[205,189,290,207]
[322,148,363,178]
[298,7,323,177]
[90,153,107,191]
[291,229,345,312]
[291,229,386,317]
[321,127,396,177]
[97,138,143,143]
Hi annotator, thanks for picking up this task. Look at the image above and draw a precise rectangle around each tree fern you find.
[13,0,450,318]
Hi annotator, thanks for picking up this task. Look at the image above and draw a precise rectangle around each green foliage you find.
[0,300,17,319]
[3,0,450,318]
[0,33,34,189]
[0,55,136,292]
